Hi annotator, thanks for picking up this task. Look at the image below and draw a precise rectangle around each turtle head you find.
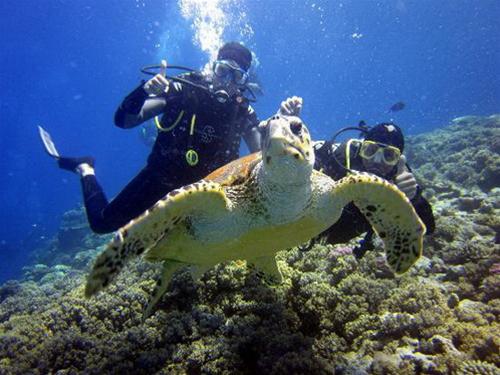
[259,115,314,184]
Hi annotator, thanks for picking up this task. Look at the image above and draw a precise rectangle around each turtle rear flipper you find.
[85,180,229,298]
[142,262,214,320]
[332,172,426,274]
[250,255,283,284]
[143,260,186,320]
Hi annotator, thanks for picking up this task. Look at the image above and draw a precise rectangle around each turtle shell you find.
[205,152,261,186]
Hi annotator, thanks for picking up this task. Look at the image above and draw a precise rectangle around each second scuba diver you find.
[47,42,261,234]
[279,97,435,258]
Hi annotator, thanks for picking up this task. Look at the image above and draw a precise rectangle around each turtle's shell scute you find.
[205,152,261,186]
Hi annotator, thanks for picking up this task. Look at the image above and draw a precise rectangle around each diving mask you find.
[213,59,249,85]
[359,140,401,166]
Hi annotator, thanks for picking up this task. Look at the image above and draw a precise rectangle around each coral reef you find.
[406,114,500,194]
[27,207,108,270]
[0,115,499,374]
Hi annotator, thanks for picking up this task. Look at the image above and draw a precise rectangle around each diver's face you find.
[361,157,395,176]
[359,140,401,177]
[212,59,248,87]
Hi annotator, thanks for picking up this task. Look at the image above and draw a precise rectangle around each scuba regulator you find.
[327,120,371,174]
[140,63,257,104]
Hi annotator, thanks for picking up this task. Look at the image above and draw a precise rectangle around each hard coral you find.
[458,360,500,375]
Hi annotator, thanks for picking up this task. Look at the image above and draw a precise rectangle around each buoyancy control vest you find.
[147,73,252,179]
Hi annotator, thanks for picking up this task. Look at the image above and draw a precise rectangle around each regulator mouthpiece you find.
[214,90,229,103]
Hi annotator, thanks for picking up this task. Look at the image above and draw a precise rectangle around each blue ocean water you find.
[0,0,498,283]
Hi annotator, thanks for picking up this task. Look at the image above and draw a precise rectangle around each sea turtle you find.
[85,114,426,318]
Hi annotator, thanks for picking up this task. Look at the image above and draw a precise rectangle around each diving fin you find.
[38,125,60,159]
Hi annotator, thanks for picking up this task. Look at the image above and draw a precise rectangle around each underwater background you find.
[0,1,499,373]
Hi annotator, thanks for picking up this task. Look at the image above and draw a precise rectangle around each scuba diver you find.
[41,42,261,234]
[279,97,435,258]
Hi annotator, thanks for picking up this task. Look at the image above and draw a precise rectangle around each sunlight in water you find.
[178,0,254,64]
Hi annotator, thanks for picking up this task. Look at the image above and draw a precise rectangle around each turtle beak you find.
[287,143,307,159]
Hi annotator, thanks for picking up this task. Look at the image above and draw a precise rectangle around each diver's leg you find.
[60,157,181,234]
[58,156,95,173]
[79,174,114,234]
[98,166,181,232]
[56,156,115,233]
[57,158,165,234]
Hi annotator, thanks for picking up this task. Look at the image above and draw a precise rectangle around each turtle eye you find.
[290,121,302,136]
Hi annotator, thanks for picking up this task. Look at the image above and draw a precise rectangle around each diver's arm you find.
[411,187,436,235]
[244,127,261,153]
[242,106,261,153]
[114,83,168,129]
[397,161,436,235]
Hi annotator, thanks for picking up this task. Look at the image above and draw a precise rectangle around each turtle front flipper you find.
[331,172,426,274]
[85,180,230,298]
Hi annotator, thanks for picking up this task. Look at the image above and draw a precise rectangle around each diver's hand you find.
[394,155,418,200]
[144,60,170,96]
[278,96,303,116]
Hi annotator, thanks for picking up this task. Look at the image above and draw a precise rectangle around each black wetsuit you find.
[81,73,260,233]
[312,140,435,253]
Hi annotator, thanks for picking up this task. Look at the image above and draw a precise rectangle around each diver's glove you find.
[144,60,170,96]
[394,155,418,200]
[278,96,303,116]
[353,231,374,259]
